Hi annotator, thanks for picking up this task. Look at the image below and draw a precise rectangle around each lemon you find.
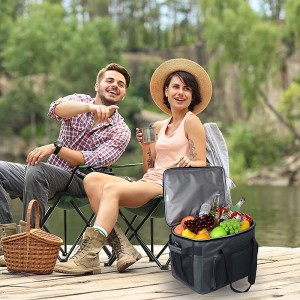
[181,229,197,239]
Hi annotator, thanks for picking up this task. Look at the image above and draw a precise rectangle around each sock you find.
[93,225,108,237]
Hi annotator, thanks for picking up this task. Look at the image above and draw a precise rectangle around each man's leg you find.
[22,163,86,223]
[0,161,26,224]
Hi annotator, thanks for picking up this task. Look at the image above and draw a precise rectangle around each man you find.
[0,63,141,271]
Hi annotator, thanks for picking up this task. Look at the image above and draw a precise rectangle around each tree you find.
[200,0,300,141]
[0,1,140,148]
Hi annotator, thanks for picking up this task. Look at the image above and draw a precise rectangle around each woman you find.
[54,58,212,275]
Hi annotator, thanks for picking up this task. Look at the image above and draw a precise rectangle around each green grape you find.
[230,229,235,234]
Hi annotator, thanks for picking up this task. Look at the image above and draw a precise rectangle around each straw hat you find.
[150,58,212,115]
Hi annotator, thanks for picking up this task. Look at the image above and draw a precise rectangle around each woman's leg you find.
[83,172,127,214]
[90,181,163,234]
[84,173,147,272]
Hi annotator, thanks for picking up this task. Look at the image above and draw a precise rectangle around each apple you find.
[210,226,227,238]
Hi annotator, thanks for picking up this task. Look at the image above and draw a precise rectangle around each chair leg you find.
[64,210,67,255]
[150,218,154,258]
[118,209,169,270]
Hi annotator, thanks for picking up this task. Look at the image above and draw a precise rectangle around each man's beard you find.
[99,94,117,106]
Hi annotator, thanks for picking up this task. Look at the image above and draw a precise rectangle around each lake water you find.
[10,184,300,248]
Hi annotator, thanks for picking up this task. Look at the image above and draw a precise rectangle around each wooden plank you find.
[1,246,300,299]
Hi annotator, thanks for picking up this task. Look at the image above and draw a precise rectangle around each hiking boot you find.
[0,255,6,267]
[0,223,17,256]
[107,222,142,272]
[18,220,27,233]
[54,227,105,275]
[0,220,26,266]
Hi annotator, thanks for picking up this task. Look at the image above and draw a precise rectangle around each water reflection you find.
[9,185,300,247]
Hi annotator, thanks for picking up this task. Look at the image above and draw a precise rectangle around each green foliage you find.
[54,17,124,94]
[0,0,299,176]
[279,81,300,125]
[227,122,293,174]
[202,1,282,114]
[0,1,140,149]
[131,58,163,102]
[0,78,51,148]
[285,0,300,47]
[1,2,66,76]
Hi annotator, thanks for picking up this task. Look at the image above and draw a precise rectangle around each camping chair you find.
[40,165,112,262]
[103,163,170,270]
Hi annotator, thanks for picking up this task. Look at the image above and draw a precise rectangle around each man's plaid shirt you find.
[47,94,131,175]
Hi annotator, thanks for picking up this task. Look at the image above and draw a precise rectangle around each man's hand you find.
[89,104,119,123]
[26,144,55,165]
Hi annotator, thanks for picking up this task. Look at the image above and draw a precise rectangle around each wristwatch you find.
[53,140,63,155]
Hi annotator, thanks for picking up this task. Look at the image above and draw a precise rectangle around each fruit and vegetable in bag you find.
[219,219,241,235]
[174,224,184,235]
[240,220,250,231]
[210,226,227,238]
[173,196,253,240]
[180,216,194,226]
[195,232,210,240]
[182,229,196,239]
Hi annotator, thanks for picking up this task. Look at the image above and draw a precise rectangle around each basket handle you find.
[26,199,40,232]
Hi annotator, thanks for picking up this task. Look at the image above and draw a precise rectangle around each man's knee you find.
[24,164,46,186]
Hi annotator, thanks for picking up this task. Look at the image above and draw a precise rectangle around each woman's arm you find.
[184,115,206,167]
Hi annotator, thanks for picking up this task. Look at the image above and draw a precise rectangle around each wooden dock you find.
[1,246,300,299]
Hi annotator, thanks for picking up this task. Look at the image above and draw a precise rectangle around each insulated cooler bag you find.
[163,167,258,294]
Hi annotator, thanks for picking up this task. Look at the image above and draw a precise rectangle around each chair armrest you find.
[111,162,142,168]
[77,163,142,176]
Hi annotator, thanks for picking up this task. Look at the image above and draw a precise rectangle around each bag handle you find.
[26,199,40,233]
[221,238,258,293]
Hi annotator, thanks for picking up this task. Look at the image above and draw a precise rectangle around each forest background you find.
[0,0,299,186]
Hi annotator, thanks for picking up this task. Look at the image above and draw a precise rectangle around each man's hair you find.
[96,63,130,87]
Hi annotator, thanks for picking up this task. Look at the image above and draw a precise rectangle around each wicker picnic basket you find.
[2,199,63,275]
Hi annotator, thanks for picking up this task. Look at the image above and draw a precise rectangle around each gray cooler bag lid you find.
[163,166,228,227]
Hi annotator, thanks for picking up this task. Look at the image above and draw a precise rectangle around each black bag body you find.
[163,167,258,294]
[169,223,258,294]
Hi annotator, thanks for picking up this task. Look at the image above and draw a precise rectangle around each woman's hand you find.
[173,155,192,168]
[136,128,143,144]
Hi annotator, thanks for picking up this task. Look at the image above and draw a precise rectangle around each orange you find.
[195,232,210,240]
[240,220,250,231]
[182,229,197,239]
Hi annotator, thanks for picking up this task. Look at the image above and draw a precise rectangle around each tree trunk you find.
[258,88,300,141]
